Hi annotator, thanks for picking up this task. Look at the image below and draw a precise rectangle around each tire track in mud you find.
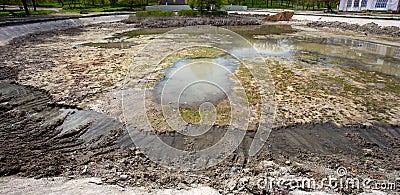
[0,80,399,190]
[0,80,123,177]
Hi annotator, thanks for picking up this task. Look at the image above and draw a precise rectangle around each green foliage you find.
[36,2,63,8]
[136,10,174,16]
[188,0,225,11]
[0,11,10,16]
[0,9,56,16]
[32,9,57,14]
[79,9,88,13]
[61,6,132,12]
[0,0,21,5]
[178,9,199,16]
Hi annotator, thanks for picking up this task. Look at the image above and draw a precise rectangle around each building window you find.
[354,0,360,7]
[375,0,388,8]
[361,0,367,7]
[347,0,353,7]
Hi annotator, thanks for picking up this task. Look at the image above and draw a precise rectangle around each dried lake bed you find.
[0,17,399,194]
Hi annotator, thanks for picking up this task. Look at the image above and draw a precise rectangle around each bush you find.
[201,10,227,16]
[136,10,174,17]
[178,10,199,16]
[80,9,89,14]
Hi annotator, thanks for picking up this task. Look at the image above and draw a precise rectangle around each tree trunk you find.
[58,0,64,7]
[32,0,36,11]
[22,0,30,15]
[327,3,332,12]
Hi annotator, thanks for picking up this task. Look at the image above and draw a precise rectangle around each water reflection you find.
[229,25,400,77]
[153,55,241,108]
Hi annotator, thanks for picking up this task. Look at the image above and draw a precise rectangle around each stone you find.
[362,148,373,156]
[259,160,276,169]
[231,167,238,173]
[227,180,237,191]
[119,174,129,180]
[81,165,88,174]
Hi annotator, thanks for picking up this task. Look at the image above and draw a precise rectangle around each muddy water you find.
[87,24,400,77]
[233,25,400,77]
[153,55,240,108]
[81,41,139,49]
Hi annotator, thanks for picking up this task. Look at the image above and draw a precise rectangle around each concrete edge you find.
[0,12,135,27]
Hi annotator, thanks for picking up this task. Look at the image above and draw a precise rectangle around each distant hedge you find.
[178,10,227,16]
[136,10,174,17]
[178,10,199,16]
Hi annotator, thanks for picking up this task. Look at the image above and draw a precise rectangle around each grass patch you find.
[0,10,57,16]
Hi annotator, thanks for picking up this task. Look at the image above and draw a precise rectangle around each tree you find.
[58,0,64,7]
[189,0,224,11]
[323,0,338,12]
[22,0,29,15]
[31,0,36,11]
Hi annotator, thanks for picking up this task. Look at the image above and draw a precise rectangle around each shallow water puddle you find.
[250,31,400,77]
[81,25,399,78]
[153,55,241,109]
[81,41,139,49]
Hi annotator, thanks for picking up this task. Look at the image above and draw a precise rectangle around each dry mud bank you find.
[0,18,399,194]
[305,21,400,38]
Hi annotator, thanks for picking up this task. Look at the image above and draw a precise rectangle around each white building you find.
[339,0,400,11]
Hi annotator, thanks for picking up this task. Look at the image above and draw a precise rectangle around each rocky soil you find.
[123,15,262,28]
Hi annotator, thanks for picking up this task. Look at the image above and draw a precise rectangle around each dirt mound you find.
[123,15,261,28]
[306,21,400,38]
[262,11,294,22]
